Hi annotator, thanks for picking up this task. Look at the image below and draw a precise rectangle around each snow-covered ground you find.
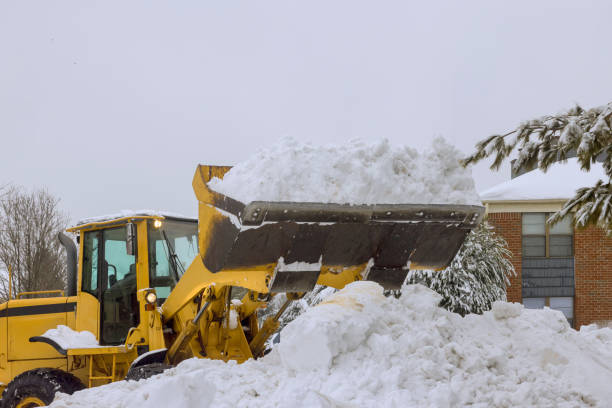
[208,137,481,205]
[50,282,612,408]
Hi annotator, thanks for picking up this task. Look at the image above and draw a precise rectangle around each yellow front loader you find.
[0,165,484,407]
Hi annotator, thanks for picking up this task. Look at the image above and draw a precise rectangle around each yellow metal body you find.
[0,215,294,396]
[0,214,151,395]
[0,165,375,399]
[0,163,478,405]
[0,172,284,396]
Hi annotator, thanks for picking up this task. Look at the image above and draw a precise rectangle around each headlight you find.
[145,291,157,304]
[153,220,163,229]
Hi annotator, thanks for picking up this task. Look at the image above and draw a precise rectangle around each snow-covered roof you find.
[480,158,608,202]
[74,209,194,227]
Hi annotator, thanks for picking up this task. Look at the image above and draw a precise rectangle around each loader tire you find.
[1,368,84,408]
[125,363,172,382]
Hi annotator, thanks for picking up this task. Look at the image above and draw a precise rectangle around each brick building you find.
[480,158,611,328]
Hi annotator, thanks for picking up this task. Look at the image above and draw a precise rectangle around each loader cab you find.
[70,213,198,346]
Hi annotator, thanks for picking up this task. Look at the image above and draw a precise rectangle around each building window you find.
[523,296,574,327]
[522,213,573,258]
[549,216,573,257]
[523,297,546,309]
[522,213,546,257]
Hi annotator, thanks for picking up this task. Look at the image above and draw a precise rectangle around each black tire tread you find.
[125,363,172,382]
[1,367,84,408]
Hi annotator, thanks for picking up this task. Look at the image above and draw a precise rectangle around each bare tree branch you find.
[0,187,69,301]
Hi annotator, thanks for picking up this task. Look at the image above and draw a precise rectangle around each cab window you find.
[82,231,99,297]
[148,219,198,302]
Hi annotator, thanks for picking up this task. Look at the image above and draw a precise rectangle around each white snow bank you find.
[58,366,215,408]
[76,209,193,226]
[480,158,607,202]
[41,325,100,349]
[51,282,612,408]
[208,137,481,205]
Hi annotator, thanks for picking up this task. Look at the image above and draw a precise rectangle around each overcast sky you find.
[1,1,611,223]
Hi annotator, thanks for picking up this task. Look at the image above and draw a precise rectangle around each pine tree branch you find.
[464,101,612,229]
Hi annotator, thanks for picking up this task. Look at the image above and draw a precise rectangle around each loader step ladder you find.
[67,346,131,387]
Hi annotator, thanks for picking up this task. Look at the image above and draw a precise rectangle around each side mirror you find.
[126,222,137,256]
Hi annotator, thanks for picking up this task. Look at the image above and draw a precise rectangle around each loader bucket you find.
[193,165,484,291]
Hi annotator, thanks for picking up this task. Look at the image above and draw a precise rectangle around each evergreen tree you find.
[463,102,612,231]
[406,221,515,316]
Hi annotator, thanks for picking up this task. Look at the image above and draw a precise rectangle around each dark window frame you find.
[523,296,574,328]
[81,230,101,298]
[522,212,573,258]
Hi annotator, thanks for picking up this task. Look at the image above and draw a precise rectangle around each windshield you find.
[148,219,198,301]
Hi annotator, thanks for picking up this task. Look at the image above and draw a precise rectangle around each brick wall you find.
[488,212,612,327]
[487,212,522,303]
[574,226,612,327]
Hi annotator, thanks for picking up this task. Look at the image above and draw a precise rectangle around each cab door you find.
[80,227,139,346]
[100,227,139,345]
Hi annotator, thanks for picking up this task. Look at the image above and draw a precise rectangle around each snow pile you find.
[51,282,612,408]
[208,137,481,205]
[41,325,100,349]
[480,158,607,202]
